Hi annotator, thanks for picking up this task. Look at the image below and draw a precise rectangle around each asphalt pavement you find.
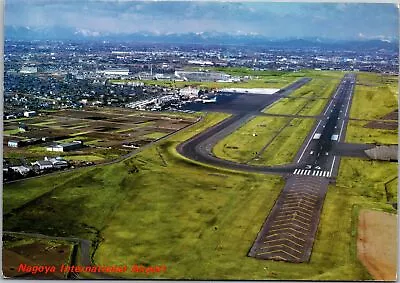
[177,75,357,177]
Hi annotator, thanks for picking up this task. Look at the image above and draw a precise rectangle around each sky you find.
[5,0,399,41]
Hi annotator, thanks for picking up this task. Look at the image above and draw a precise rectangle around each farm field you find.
[3,107,198,164]
[2,233,75,279]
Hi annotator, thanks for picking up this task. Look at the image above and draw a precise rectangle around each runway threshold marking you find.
[249,174,330,262]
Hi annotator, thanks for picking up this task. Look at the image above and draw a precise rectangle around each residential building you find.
[10,166,31,175]
[23,111,37,117]
[32,160,53,170]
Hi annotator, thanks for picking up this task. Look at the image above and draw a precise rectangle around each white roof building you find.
[179,87,200,98]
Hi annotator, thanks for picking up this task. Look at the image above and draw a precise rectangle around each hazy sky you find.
[5,0,399,40]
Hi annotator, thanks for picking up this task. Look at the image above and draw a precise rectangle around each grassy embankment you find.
[213,74,341,165]
[346,72,398,144]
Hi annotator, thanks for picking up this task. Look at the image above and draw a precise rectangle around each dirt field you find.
[364,121,398,130]
[357,210,397,280]
[2,235,74,279]
[382,109,398,121]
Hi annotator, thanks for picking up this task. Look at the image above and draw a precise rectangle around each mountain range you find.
[5,26,398,51]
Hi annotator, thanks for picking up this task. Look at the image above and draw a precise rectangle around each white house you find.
[31,160,53,170]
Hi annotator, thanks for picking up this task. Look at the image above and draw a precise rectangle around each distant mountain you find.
[5,26,398,51]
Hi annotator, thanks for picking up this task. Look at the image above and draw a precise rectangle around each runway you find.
[177,78,312,175]
[177,74,356,176]
[177,73,358,262]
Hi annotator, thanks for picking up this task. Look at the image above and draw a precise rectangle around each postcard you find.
[2,0,398,280]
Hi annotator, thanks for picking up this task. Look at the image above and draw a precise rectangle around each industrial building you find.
[20,66,38,74]
[174,70,231,82]
[179,87,200,98]
[98,69,130,77]
[46,140,84,152]
[8,140,20,148]
[23,111,36,117]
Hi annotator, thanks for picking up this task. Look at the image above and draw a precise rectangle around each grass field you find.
[3,108,382,280]
[385,177,398,205]
[251,118,315,166]
[346,72,398,144]
[143,132,167,140]
[213,116,290,163]
[350,72,398,120]
[264,98,308,115]
[345,120,398,144]
[64,155,106,162]
[264,75,341,116]
[4,129,25,135]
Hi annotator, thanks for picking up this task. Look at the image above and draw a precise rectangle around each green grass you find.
[2,109,394,280]
[385,177,398,205]
[263,76,341,116]
[350,72,398,120]
[288,77,340,99]
[4,128,23,135]
[298,99,328,116]
[64,155,105,162]
[114,127,137,133]
[69,131,92,137]
[143,132,167,140]
[336,158,397,199]
[3,70,398,280]
[30,120,58,126]
[264,98,308,115]
[3,169,93,214]
[252,118,315,166]
[213,116,290,163]
[345,121,398,145]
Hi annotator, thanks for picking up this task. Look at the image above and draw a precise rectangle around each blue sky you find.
[5,1,399,40]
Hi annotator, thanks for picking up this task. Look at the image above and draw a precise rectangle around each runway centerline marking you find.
[297,120,322,163]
